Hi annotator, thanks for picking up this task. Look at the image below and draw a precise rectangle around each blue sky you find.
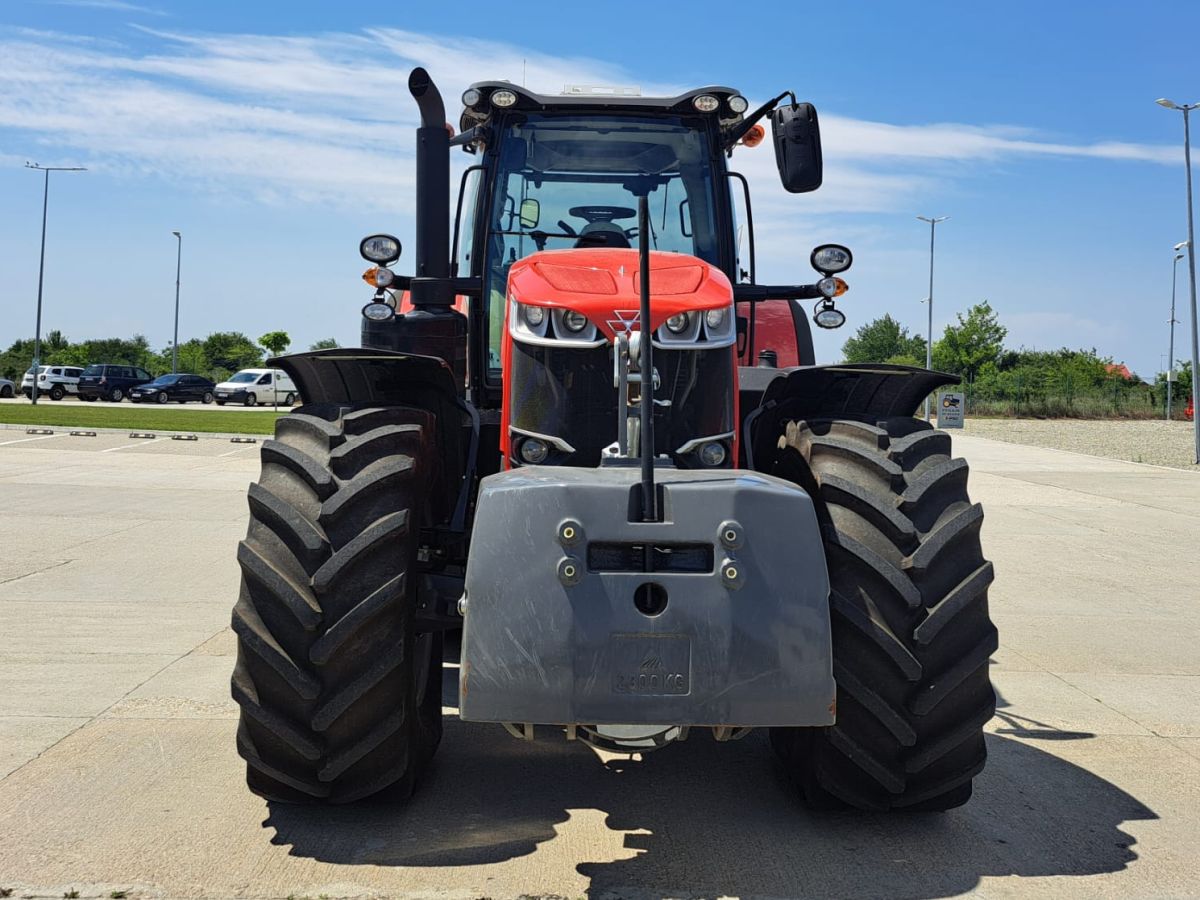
[1,0,1197,377]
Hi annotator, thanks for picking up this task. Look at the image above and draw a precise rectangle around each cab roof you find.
[459,82,745,134]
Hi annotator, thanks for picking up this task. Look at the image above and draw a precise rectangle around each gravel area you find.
[958,418,1200,471]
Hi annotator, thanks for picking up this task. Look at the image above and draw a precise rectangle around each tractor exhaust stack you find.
[407,67,452,302]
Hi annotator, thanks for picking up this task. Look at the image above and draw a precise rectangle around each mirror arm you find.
[723,91,794,150]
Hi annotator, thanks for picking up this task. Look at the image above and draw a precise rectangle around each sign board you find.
[937,392,965,429]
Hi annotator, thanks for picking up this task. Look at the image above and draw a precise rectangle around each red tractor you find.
[231,69,996,811]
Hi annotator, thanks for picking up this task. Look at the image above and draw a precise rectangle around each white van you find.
[21,365,84,400]
[213,368,299,407]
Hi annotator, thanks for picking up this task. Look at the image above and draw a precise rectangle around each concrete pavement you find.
[1,431,1199,898]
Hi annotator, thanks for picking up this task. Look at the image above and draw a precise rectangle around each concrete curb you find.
[0,422,266,440]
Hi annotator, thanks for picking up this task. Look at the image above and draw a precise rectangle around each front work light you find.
[728,95,749,114]
[491,89,518,108]
[810,244,853,275]
[813,300,846,330]
[519,437,549,464]
[360,234,401,265]
[692,94,720,113]
[698,441,727,467]
[362,302,393,321]
[462,88,482,107]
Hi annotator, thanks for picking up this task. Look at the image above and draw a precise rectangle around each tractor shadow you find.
[263,659,1155,898]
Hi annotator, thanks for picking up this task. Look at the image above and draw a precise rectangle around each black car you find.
[76,364,154,402]
[129,374,217,404]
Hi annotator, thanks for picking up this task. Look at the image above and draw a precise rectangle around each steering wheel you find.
[569,205,637,224]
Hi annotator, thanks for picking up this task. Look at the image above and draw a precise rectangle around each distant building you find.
[1105,363,1134,380]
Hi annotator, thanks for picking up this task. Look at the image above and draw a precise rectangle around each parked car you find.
[130,374,216,404]
[0,377,14,398]
[76,364,154,402]
[20,365,84,401]
[213,368,298,406]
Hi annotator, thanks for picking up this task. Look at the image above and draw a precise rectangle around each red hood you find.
[507,248,733,341]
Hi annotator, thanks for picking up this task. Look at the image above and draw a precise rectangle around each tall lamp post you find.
[25,162,86,405]
[917,215,949,420]
[172,231,182,374]
[1156,98,1200,463]
[1168,242,1187,419]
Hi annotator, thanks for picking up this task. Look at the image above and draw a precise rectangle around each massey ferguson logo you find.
[607,309,641,335]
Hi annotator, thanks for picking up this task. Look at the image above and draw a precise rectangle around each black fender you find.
[267,348,474,531]
[743,363,959,470]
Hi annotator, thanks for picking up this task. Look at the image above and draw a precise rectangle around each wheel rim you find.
[158,392,167,404]
[246,394,255,406]
[203,393,213,404]
[112,389,123,401]
[285,393,295,407]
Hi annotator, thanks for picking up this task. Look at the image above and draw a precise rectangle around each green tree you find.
[931,301,1006,381]
[258,331,291,357]
[841,314,927,364]
[309,337,340,350]
[202,332,263,372]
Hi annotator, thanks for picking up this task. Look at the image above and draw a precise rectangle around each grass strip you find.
[0,404,285,435]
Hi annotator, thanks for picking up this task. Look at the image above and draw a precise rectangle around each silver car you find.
[0,377,14,399]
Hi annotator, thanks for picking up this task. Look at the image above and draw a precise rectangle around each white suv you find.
[21,365,84,401]
[214,368,299,407]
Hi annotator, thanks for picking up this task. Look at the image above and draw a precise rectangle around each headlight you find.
[665,312,690,334]
[373,266,394,288]
[810,244,853,274]
[491,89,518,108]
[523,305,545,327]
[462,88,481,107]
[692,94,720,113]
[728,95,749,114]
[518,437,549,464]
[698,441,727,467]
[817,277,838,298]
[704,308,726,329]
[360,234,401,265]
[561,310,589,333]
[362,302,393,321]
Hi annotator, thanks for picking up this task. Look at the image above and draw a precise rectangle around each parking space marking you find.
[101,441,152,453]
[0,433,68,447]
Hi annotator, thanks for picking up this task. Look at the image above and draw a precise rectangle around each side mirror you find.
[771,103,823,193]
[519,198,541,229]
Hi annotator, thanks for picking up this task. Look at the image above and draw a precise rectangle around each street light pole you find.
[24,162,85,405]
[917,215,949,420]
[172,231,182,374]
[1168,243,1186,419]
[1157,99,1200,463]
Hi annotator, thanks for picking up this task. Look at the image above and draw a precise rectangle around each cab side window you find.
[258,373,272,385]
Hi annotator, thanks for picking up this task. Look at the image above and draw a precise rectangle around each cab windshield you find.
[229,372,258,383]
[481,112,721,375]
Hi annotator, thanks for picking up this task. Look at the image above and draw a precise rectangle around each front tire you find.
[231,404,443,803]
[245,393,257,407]
[158,392,169,404]
[202,392,214,404]
[770,417,996,811]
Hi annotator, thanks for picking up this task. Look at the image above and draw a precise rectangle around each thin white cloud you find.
[0,25,1177,215]
[43,0,164,14]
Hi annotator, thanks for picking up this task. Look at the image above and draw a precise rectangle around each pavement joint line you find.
[0,624,230,786]
[0,433,68,447]
[0,558,72,587]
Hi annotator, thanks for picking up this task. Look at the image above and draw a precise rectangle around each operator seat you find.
[574,221,631,249]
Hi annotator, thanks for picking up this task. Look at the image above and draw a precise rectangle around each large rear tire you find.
[770,416,996,811]
[231,403,443,804]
